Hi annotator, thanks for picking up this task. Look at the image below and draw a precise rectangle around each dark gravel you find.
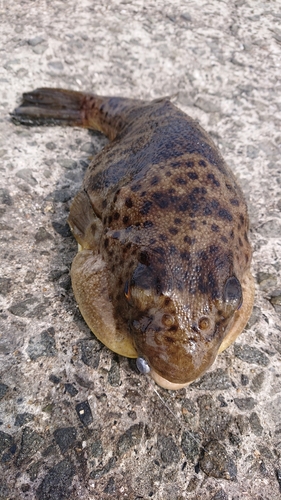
[199,440,237,480]
[75,401,93,426]
[36,458,75,500]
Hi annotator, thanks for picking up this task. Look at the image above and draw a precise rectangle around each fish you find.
[12,88,254,390]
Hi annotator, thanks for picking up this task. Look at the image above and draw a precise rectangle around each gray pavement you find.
[1,1,281,498]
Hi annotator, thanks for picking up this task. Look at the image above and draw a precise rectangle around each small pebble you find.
[75,401,93,426]
[116,423,144,456]
[28,36,45,46]
[234,397,256,411]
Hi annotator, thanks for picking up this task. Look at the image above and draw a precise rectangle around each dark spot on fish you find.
[166,171,172,177]
[104,238,109,248]
[207,173,220,187]
[218,208,233,221]
[230,230,234,239]
[211,223,220,232]
[176,177,187,185]
[154,246,166,257]
[102,199,107,209]
[169,245,177,255]
[238,237,243,247]
[208,271,219,299]
[244,231,249,242]
[210,199,219,210]
[204,206,212,216]
[140,200,153,215]
[178,201,189,212]
[184,235,193,245]
[240,214,245,224]
[152,191,170,209]
[140,191,147,197]
[199,274,209,294]
[114,212,120,220]
[187,172,198,180]
[195,264,202,274]
[214,252,231,271]
[143,220,153,228]
[199,160,207,168]
[174,218,182,225]
[123,215,129,224]
[221,235,228,243]
[131,183,141,192]
[108,215,113,224]
[180,251,190,260]
[209,245,219,254]
[198,250,208,261]
[187,161,194,168]
[169,227,178,235]
[125,197,133,208]
[170,161,181,169]
[230,198,239,206]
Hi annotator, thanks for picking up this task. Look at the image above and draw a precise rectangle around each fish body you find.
[12,89,254,389]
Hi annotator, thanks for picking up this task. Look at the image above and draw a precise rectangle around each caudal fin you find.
[11,88,85,127]
[11,88,145,140]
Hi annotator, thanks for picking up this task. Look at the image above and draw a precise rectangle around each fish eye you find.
[198,317,210,330]
[223,276,243,310]
[136,357,151,374]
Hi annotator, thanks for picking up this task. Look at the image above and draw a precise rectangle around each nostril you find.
[162,314,174,327]
[198,317,210,330]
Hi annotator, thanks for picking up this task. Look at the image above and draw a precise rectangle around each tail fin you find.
[11,88,145,140]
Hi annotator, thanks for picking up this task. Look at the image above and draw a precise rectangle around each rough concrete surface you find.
[1,1,281,499]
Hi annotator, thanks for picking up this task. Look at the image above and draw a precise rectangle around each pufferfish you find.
[12,88,254,390]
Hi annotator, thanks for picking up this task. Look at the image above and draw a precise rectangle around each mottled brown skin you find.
[12,88,254,390]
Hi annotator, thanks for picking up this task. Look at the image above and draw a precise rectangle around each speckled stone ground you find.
[1,1,281,499]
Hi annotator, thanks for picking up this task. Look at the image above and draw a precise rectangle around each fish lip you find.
[149,368,191,390]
